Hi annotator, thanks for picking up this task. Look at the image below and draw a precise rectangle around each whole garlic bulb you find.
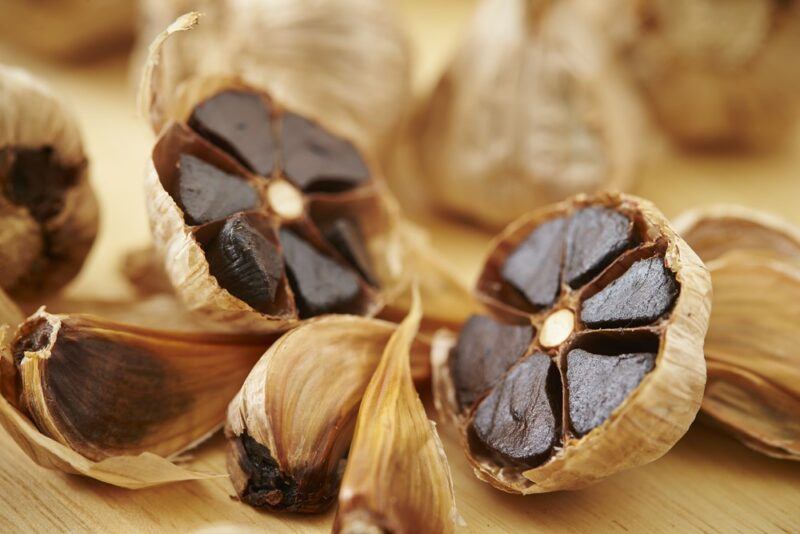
[0,65,98,301]
[587,0,800,149]
[414,0,644,228]
[137,0,411,155]
[0,0,136,60]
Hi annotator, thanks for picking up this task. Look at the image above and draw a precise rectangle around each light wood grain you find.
[1,1,799,532]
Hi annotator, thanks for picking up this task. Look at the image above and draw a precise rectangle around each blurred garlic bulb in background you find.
[586,0,800,150]
[137,0,411,155]
[413,0,644,229]
[0,0,136,61]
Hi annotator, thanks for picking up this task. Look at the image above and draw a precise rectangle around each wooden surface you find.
[1,1,800,532]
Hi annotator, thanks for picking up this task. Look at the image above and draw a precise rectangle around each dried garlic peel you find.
[137,0,411,155]
[334,289,459,533]
[413,0,643,228]
[225,315,431,513]
[0,308,274,488]
[0,65,98,300]
[675,205,800,460]
[433,193,711,493]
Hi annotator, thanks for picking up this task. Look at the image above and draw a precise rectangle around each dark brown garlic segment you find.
[0,146,80,222]
[159,88,381,320]
[455,205,681,469]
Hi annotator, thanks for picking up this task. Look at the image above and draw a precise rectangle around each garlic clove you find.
[433,192,711,493]
[0,65,98,301]
[225,315,431,512]
[0,308,274,488]
[412,0,644,228]
[334,291,459,533]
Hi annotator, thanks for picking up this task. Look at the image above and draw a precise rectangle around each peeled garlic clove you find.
[585,0,800,148]
[0,65,98,301]
[225,315,431,512]
[334,292,458,533]
[413,0,644,228]
[137,0,411,155]
[0,308,272,487]
[433,192,711,493]
[0,1,135,60]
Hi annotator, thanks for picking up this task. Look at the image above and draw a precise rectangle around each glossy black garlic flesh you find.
[154,89,380,320]
[452,203,680,469]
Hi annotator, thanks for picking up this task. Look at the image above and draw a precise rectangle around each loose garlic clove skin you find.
[413,0,644,229]
[0,65,98,301]
[0,1,136,61]
[225,315,431,513]
[137,0,411,156]
[334,292,459,533]
[139,16,474,333]
[0,308,274,488]
[675,206,800,460]
[433,193,711,493]
[584,0,800,149]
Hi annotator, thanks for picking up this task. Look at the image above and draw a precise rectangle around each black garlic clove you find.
[564,207,634,287]
[280,113,370,193]
[189,90,277,176]
[206,214,285,313]
[581,256,679,328]
[566,349,656,436]
[501,217,566,308]
[450,315,534,410]
[472,353,562,466]
[175,154,259,225]
[321,218,377,287]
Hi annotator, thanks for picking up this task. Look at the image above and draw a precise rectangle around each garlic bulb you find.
[413,0,644,228]
[137,0,411,155]
[586,0,800,149]
[0,0,136,60]
[675,205,800,459]
[0,65,98,301]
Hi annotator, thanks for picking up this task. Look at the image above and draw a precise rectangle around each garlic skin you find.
[137,0,411,155]
[675,206,800,459]
[587,0,800,149]
[225,315,431,513]
[433,193,711,493]
[0,65,98,301]
[0,308,273,488]
[334,293,458,533]
[413,0,644,228]
[0,0,136,60]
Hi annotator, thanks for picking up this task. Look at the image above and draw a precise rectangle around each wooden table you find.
[1,1,799,532]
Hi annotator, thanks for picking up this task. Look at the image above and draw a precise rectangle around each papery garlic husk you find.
[0,65,98,301]
[137,0,411,155]
[334,291,459,533]
[0,308,274,488]
[432,192,711,493]
[225,315,431,513]
[0,1,136,60]
[675,206,800,459]
[582,0,800,149]
[412,0,645,228]
[138,15,473,333]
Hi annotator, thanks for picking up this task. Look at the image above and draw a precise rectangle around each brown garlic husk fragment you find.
[674,206,800,459]
[140,15,474,333]
[137,0,411,155]
[0,308,275,488]
[433,192,711,493]
[583,0,800,149]
[411,0,644,228]
[225,315,431,513]
[0,65,98,301]
[0,1,136,61]
[334,293,459,533]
